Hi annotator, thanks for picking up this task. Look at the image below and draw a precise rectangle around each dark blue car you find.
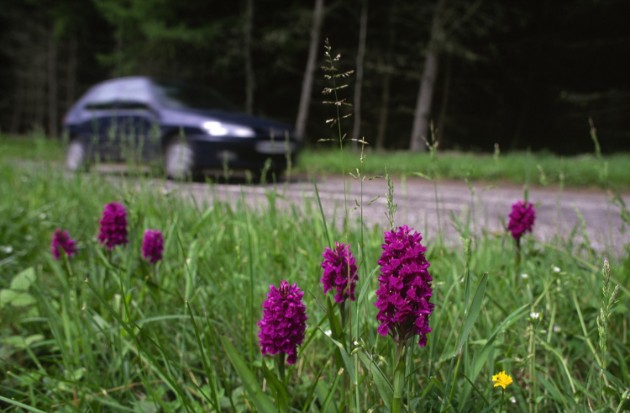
[63,76,299,179]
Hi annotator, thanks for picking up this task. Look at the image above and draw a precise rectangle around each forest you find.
[1,0,629,154]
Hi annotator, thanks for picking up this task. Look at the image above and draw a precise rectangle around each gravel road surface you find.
[161,174,629,255]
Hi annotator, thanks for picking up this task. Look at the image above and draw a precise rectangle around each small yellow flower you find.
[492,371,513,390]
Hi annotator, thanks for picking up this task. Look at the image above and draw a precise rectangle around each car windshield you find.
[154,81,238,111]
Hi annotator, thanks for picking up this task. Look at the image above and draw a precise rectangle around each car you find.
[63,76,299,180]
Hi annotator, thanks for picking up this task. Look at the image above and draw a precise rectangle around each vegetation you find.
[297,148,630,190]
[1,0,629,153]
[1,135,629,411]
[0,135,65,163]
[2,134,630,190]
[1,30,629,410]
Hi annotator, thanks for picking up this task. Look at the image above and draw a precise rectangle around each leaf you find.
[457,273,488,354]
[321,328,355,382]
[357,351,393,411]
[439,273,489,361]
[184,240,200,302]
[537,374,577,409]
[219,335,276,413]
[301,361,326,411]
[469,304,530,379]
[261,361,289,411]
[459,303,529,405]
[133,399,159,413]
[412,172,432,180]
[190,208,214,235]
[0,395,47,413]
[357,266,379,305]
[10,267,36,291]
[317,372,342,413]
[2,334,44,349]
[70,367,86,381]
[0,290,36,307]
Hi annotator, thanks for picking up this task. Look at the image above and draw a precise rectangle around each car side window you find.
[85,101,153,111]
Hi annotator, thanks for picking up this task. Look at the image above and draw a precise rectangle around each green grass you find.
[0,136,629,412]
[0,134,64,162]
[296,148,630,190]
[3,133,630,190]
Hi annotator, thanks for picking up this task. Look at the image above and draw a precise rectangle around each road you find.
[163,174,629,255]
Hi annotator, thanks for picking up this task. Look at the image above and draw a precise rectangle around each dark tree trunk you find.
[375,0,397,150]
[409,0,445,152]
[65,32,78,115]
[35,50,47,132]
[47,24,58,138]
[375,59,391,151]
[351,0,368,148]
[295,0,324,142]
[10,74,24,134]
[410,50,438,151]
[244,0,255,114]
[436,53,452,147]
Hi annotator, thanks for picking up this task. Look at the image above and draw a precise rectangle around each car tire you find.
[66,139,88,171]
[164,139,194,180]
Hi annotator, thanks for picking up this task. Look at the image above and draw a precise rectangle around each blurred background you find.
[0,0,628,154]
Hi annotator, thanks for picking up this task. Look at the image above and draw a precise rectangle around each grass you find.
[0,133,629,412]
[3,133,630,190]
[0,134,65,162]
[296,148,630,190]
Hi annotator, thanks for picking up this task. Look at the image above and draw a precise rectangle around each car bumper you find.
[189,135,299,171]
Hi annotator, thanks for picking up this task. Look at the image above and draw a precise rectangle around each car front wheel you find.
[164,140,194,180]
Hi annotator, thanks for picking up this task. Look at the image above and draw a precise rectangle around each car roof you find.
[83,76,154,105]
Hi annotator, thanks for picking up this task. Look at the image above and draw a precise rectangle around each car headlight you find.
[202,121,255,137]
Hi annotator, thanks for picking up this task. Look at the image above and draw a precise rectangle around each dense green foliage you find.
[1,140,629,411]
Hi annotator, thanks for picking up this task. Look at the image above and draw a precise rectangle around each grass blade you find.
[219,335,276,413]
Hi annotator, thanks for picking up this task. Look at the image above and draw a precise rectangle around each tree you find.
[2,1,78,136]
[409,0,446,152]
[409,0,494,151]
[374,1,397,151]
[243,0,255,114]
[295,0,325,142]
[351,0,368,147]
[0,0,627,153]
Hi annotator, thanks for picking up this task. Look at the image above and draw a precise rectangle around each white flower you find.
[530,311,540,320]
[553,324,561,333]
[510,396,517,404]
[324,329,332,337]
[552,266,561,273]
[520,273,529,280]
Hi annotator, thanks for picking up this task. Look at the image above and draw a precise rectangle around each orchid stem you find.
[392,341,406,413]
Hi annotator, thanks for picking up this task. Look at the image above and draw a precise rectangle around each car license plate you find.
[256,141,295,154]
